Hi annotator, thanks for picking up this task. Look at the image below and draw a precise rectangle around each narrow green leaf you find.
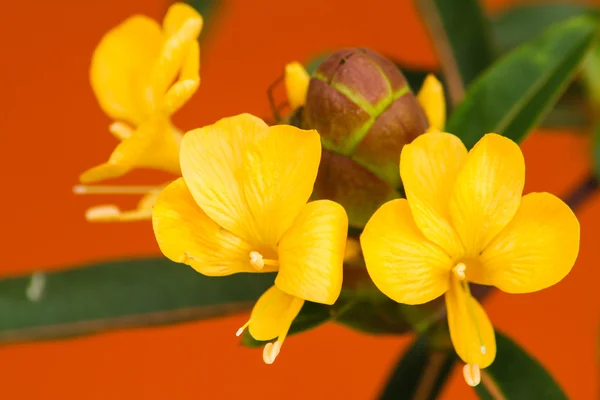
[415,0,494,105]
[446,16,597,149]
[0,258,274,343]
[492,3,593,54]
[475,331,568,399]
[379,335,455,400]
[592,124,600,178]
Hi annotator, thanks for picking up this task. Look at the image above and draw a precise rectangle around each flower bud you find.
[301,48,429,227]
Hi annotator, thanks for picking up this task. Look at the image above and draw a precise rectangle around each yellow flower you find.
[284,62,310,109]
[75,3,202,222]
[360,132,579,386]
[152,113,348,363]
[416,74,445,132]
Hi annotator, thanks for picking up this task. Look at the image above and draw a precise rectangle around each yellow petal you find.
[361,199,452,305]
[400,132,467,258]
[242,124,321,247]
[180,114,268,244]
[248,286,305,341]
[181,115,321,248]
[79,162,132,184]
[90,15,162,125]
[417,74,446,132]
[180,39,200,82]
[284,62,310,109]
[80,117,182,184]
[474,192,580,293]
[150,4,202,102]
[276,200,347,305]
[449,134,525,256]
[163,2,203,36]
[445,278,496,368]
[152,178,266,276]
[163,79,199,115]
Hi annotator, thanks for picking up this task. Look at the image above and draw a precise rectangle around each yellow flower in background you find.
[416,75,445,132]
[284,62,310,109]
[74,3,202,222]
[152,113,348,363]
[361,132,579,386]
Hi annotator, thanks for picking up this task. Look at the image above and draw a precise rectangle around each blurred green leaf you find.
[187,0,220,21]
[492,3,593,54]
[379,334,455,400]
[593,124,600,177]
[0,258,274,343]
[415,0,494,105]
[446,16,597,148]
[475,331,567,399]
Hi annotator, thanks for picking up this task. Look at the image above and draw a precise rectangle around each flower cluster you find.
[79,4,580,387]
[74,3,202,221]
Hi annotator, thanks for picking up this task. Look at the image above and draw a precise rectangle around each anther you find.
[249,251,264,270]
[236,320,251,337]
[263,341,282,364]
[463,364,481,387]
[453,263,467,280]
[109,121,134,140]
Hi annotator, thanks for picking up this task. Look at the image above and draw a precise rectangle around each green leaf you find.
[415,0,494,105]
[593,124,600,178]
[379,334,455,400]
[446,16,598,149]
[240,301,332,347]
[475,331,567,399]
[492,3,593,54]
[0,258,274,343]
[187,0,221,21]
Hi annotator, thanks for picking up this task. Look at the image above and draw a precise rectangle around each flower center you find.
[452,262,467,280]
[249,251,279,271]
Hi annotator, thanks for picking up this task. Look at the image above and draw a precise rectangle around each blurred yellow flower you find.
[284,61,310,109]
[416,74,445,132]
[152,113,348,363]
[361,132,579,386]
[75,3,202,222]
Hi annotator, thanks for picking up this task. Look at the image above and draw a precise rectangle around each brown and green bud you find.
[301,48,428,227]
[303,48,428,188]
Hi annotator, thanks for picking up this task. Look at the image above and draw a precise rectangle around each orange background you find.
[0,0,597,398]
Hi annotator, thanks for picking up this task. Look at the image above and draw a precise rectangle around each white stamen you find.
[26,272,46,302]
[108,121,134,140]
[236,327,245,337]
[249,251,265,270]
[453,262,466,280]
[85,205,121,221]
[481,345,487,355]
[463,364,481,387]
[73,185,160,195]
